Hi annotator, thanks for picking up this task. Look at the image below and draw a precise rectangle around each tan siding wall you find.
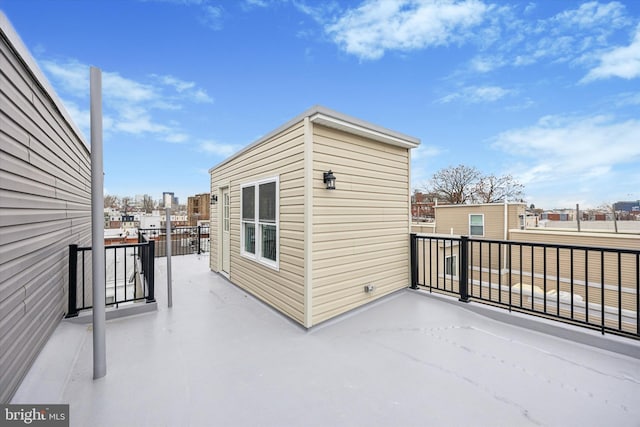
[210,123,305,324]
[311,125,410,325]
[434,204,525,238]
[411,222,436,234]
[0,30,91,402]
[508,230,639,306]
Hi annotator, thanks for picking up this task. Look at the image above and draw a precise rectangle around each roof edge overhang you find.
[209,105,421,173]
[308,106,420,150]
[434,202,527,209]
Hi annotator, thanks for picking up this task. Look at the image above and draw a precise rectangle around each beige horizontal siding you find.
[0,26,91,403]
[210,122,306,324]
[312,124,410,325]
[434,204,525,239]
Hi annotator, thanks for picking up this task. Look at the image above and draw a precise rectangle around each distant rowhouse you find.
[209,106,420,327]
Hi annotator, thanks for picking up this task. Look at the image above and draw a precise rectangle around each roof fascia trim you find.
[309,111,419,149]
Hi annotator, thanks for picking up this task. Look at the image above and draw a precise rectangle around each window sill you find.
[240,251,279,272]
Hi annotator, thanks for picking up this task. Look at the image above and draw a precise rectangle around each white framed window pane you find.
[445,256,457,276]
[470,225,483,235]
[223,194,230,232]
[261,224,276,261]
[244,222,255,254]
[242,186,255,221]
[470,214,483,236]
[259,182,276,223]
[470,215,483,225]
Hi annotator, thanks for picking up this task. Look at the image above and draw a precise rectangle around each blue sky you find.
[2,0,639,208]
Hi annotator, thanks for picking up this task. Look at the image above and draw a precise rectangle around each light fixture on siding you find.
[323,170,336,190]
[210,193,218,204]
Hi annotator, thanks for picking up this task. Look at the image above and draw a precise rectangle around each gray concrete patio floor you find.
[12,254,640,427]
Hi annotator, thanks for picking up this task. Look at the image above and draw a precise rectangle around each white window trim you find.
[240,176,280,271]
[444,254,458,278]
[469,214,485,237]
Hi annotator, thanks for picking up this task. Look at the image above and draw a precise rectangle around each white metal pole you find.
[90,66,106,379]
[165,207,173,307]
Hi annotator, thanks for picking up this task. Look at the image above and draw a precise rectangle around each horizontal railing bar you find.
[413,234,640,256]
[77,242,151,251]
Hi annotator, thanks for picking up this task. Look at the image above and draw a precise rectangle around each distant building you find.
[541,210,574,221]
[411,191,435,221]
[187,193,211,226]
[140,213,162,230]
[614,200,640,212]
[162,192,175,208]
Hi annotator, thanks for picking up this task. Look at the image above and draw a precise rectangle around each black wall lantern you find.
[323,170,336,190]
[210,193,218,204]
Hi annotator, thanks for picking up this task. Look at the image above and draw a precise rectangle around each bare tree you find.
[121,196,132,214]
[428,164,481,204]
[474,174,524,203]
[142,194,155,213]
[425,165,525,205]
[104,194,119,209]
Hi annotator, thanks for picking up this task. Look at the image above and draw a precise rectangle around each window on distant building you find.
[241,177,279,269]
[445,254,457,277]
[469,214,484,236]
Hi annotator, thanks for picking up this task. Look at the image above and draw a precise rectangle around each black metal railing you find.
[66,240,155,317]
[138,226,210,257]
[410,234,640,339]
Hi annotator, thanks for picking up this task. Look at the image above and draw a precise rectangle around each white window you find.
[445,255,457,277]
[469,214,484,237]
[241,177,279,269]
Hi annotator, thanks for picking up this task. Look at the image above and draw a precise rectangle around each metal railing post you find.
[197,225,201,254]
[459,236,470,303]
[66,244,79,318]
[146,241,156,303]
[410,233,418,289]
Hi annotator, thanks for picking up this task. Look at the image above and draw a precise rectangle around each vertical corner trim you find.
[303,117,314,327]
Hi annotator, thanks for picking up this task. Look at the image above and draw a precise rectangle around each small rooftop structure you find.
[209,106,420,328]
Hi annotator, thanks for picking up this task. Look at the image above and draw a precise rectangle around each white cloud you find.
[465,1,633,76]
[39,58,212,144]
[155,74,196,92]
[104,72,157,102]
[411,144,440,160]
[199,140,238,157]
[114,105,170,134]
[164,133,190,143]
[200,5,225,30]
[551,1,629,29]
[437,85,514,104]
[152,74,214,103]
[40,59,88,93]
[493,114,640,187]
[192,89,214,103]
[325,0,488,60]
[244,0,269,8]
[582,24,640,82]
[614,91,640,106]
[470,55,507,73]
